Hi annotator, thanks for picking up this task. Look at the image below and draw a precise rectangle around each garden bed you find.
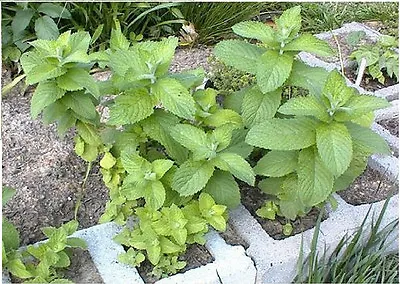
[378,117,399,137]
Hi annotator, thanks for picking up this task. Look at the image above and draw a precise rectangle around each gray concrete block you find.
[72,222,145,284]
[156,264,220,284]
[375,85,399,101]
[368,154,399,184]
[316,22,381,41]
[375,100,399,121]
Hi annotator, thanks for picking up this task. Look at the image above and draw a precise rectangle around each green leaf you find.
[321,70,355,107]
[121,152,151,175]
[256,201,278,220]
[6,258,33,279]
[209,124,234,152]
[204,170,241,209]
[256,50,293,93]
[298,147,333,207]
[222,129,253,158]
[66,237,87,249]
[54,251,70,268]
[172,160,215,196]
[213,152,255,185]
[62,220,79,235]
[246,117,317,150]
[152,78,196,120]
[204,109,243,129]
[61,92,97,121]
[144,181,165,210]
[152,159,174,179]
[108,89,155,125]
[169,68,205,89]
[279,96,330,122]
[286,61,329,96]
[276,5,302,41]
[350,46,380,66]
[214,40,265,74]
[141,110,188,164]
[76,121,102,146]
[100,152,117,169]
[37,3,72,19]
[109,49,147,76]
[56,68,99,98]
[31,81,66,119]
[224,88,246,113]
[160,237,184,254]
[2,218,20,251]
[63,31,91,64]
[335,94,390,121]
[35,16,59,40]
[147,245,161,266]
[11,8,34,35]
[284,34,334,57]
[254,150,298,177]
[110,19,130,51]
[23,61,66,85]
[333,152,368,192]
[232,21,276,46]
[170,124,211,160]
[80,142,98,162]
[345,122,390,155]
[241,86,281,127]
[2,186,16,206]
[258,177,285,195]
[316,122,353,176]
[47,229,68,252]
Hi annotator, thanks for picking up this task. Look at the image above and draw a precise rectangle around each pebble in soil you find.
[137,244,214,283]
[338,167,398,205]
[378,117,399,137]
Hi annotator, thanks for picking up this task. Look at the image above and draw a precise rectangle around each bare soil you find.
[338,167,398,205]
[240,184,327,240]
[137,243,214,283]
[63,249,104,283]
[378,117,399,137]
[345,65,398,92]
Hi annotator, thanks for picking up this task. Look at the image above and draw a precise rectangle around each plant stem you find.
[332,32,345,75]
[1,73,26,97]
[74,161,92,220]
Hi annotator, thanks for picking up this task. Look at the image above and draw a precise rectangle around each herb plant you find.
[349,34,399,84]
[20,5,391,278]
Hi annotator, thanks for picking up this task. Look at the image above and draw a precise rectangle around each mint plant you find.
[349,34,399,84]
[3,217,87,283]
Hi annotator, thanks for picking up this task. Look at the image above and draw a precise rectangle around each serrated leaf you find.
[298,147,333,207]
[203,170,240,209]
[152,159,174,179]
[256,50,293,93]
[80,142,98,162]
[214,40,265,74]
[147,245,161,266]
[47,229,67,252]
[76,121,102,146]
[322,71,355,107]
[53,251,70,268]
[61,92,97,121]
[204,109,243,128]
[222,129,253,158]
[333,152,368,192]
[279,96,330,122]
[246,117,317,150]
[345,122,390,155]
[109,49,147,76]
[232,21,276,46]
[144,181,165,210]
[6,258,32,279]
[63,31,91,64]
[335,94,390,121]
[276,5,301,41]
[284,34,334,57]
[31,81,66,119]
[62,220,79,235]
[12,9,34,35]
[242,86,281,127]
[2,218,20,252]
[152,78,196,120]
[286,61,329,96]
[316,122,353,176]
[172,160,215,196]
[35,16,59,40]
[121,152,151,175]
[350,46,380,66]
[258,177,285,195]
[25,61,66,85]
[37,3,71,19]
[100,152,117,169]
[110,19,130,51]
[170,124,211,159]
[56,68,99,98]
[213,152,255,185]
[2,186,16,206]
[223,88,246,113]
[169,68,205,89]
[160,237,184,254]
[66,237,87,249]
[141,110,188,164]
[209,124,234,152]
[108,89,155,125]
[255,150,298,177]
[20,51,44,75]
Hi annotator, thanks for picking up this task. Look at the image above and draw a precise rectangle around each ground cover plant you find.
[16,4,391,279]
[2,187,87,283]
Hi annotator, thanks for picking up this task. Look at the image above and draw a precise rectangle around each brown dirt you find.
[338,167,398,205]
[62,249,104,283]
[240,184,327,240]
[345,65,398,92]
[220,221,249,249]
[378,117,399,137]
[137,243,214,283]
